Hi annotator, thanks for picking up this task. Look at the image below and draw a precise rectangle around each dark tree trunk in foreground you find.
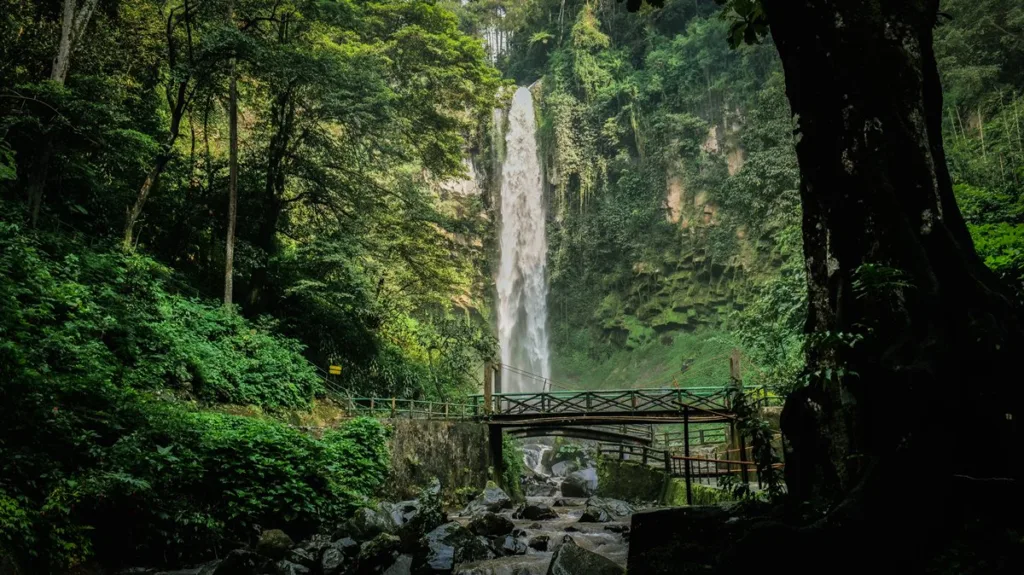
[765,0,1022,518]
[224,0,238,306]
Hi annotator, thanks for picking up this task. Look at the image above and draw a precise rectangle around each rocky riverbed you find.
[124,444,635,575]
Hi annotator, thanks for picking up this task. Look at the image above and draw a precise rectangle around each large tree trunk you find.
[51,0,98,85]
[28,0,99,226]
[765,0,1022,513]
[123,79,191,250]
[245,82,294,310]
[224,54,238,305]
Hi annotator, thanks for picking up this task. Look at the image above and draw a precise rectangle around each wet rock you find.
[297,534,332,557]
[212,549,268,575]
[391,478,446,547]
[550,461,578,477]
[287,547,316,568]
[525,482,559,497]
[383,554,413,575]
[461,482,513,516]
[359,533,402,570]
[546,536,624,575]
[528,523,543,529]
[560,468,598,497]
[492,528,528,556]
[258,529,295,560]
[564,526,579,533]
[515,503,557,521]
[342,505,397,540]
[271,560,309,575]
[604,524,630,535]
[528,535,550,551]
[320,549,344,575]
[579,497,636,523]
[336,536,360,555]
[468,511,514,536]
[421,522,494,572]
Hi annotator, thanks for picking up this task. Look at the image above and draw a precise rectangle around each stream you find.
[451,444,631,575]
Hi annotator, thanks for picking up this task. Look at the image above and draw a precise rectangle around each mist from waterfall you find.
[497,87,550,394]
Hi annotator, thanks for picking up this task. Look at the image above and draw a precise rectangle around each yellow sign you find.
[328,365,342,375]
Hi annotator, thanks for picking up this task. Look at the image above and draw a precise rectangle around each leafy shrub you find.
[501,434,525,500]
[0,222,322,408]
[0,224,388,570]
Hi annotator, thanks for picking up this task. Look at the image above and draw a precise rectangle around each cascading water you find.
[497,87,550,394]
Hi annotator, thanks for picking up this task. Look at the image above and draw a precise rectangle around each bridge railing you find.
[468,387,739,417]
[597,443,760,483]
[330,396,477,420]
[654,426,729,449]
[469,385,781,416]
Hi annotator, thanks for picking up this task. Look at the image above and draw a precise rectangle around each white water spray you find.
[497,87,550,393]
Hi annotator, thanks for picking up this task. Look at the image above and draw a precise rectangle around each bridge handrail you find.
[327,395,478,420]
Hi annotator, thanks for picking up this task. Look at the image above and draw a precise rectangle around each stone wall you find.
[596,457,669,503]
[387,420,492,506]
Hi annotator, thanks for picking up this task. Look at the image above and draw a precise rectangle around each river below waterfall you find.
[449,443,631,574]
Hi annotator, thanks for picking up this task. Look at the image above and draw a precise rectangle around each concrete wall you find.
[387,420,492,505]
[597,457,669,503]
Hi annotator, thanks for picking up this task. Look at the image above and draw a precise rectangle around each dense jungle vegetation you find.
[470,0,1024,392]
[0,0,500,569]
[2,0,1023,570]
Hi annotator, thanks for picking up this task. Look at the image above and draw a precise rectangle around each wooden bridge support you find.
[728,349,751,484]
[683,405,693,505]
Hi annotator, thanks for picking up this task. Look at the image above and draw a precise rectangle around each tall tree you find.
[27,0,101,226]
[124,0,202,250]
[224,0,238,305]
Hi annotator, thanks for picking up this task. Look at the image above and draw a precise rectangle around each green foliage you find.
[0,221,394,570]
[501,434,524,500]
[663,479,737,506]
[726,380,783,500]
[0,220,321,409]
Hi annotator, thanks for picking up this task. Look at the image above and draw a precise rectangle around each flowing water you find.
[452,446,629,575]
[497,87,550,394]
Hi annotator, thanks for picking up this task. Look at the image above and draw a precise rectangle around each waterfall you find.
[497,87,550,394]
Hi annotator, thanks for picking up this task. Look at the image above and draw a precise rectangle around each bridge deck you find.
[470,388,742,424]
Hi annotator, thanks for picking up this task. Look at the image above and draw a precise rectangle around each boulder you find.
[383,554,413,575]
[525,482,559,497]
[342,506,397,540]
[528,535,550,551]
[390,478,446,548]
[296,534,332,557]
[579,497,635,523]
[496,533,528,556]
[515,503,557,521]
[546,536,624,575]
[212,549,268,575]
[467,512,514,537]
[420,522,494,572]
[359,533,402,571]
[271,560,309,575]
[320,546,347,575]
[257,530,295,560]
[461,482,513,516]
[560,468,597,497]
[550,461,578,477]
[286,548,316,569]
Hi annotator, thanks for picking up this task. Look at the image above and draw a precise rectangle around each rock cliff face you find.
[387,421,492,505]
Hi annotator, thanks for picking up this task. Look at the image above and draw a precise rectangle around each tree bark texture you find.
[224,55,238,306]
[28,0,99,226]
[124,3,196,250]
[765,0,1023,508]
[51,0,98,85]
